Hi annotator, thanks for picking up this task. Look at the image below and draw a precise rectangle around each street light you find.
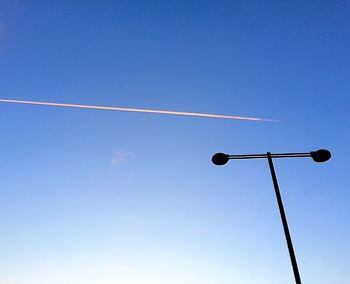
[211,149,331,284]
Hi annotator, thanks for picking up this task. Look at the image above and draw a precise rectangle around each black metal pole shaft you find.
[266,152,302,284]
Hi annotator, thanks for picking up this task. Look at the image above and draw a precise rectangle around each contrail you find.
[0,99,272,121]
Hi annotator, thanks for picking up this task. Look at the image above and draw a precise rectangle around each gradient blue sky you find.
[0,1,349,283]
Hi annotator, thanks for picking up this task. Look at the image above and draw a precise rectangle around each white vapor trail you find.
[0,99,272,121]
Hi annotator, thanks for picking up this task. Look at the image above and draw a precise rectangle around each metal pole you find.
[266,152,302,284]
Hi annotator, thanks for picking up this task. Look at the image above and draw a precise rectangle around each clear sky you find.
[0,1,349,283]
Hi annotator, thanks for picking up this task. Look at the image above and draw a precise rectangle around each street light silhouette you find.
[211,149,331,284]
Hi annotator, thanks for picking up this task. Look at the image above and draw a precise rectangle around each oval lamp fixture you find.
[310,149,332,163]
[212,153,230,165]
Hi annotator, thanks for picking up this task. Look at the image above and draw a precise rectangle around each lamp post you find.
[211,149,331,284]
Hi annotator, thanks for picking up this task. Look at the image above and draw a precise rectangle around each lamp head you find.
[310,149,331,163]
[212,153,230,166]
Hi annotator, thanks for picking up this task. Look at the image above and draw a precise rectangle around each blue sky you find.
[0,1,349,283]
